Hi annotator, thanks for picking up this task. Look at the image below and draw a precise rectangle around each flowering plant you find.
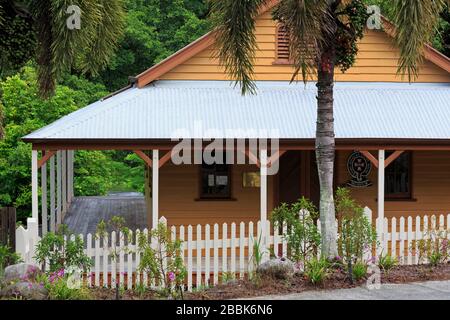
[137,221,186,299]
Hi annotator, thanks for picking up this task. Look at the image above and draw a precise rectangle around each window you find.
[385,152,412,199]
[200,155,231,199]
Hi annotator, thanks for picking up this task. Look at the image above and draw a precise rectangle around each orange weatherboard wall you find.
[160,11,450,83]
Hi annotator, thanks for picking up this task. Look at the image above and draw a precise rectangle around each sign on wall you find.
[346,151,372,187]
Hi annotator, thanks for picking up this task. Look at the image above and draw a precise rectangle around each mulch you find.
[89,263,450,300]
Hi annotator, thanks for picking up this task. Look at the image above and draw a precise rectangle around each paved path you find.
[244,280,450,300]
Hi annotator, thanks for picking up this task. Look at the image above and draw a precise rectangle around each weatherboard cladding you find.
[23,81,450,141]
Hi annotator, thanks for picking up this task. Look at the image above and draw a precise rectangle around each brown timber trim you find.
[381,16,450,73]
[28,138,450,151]
[384,150,405,168]
[268,150,286,168]
[158,151,172,168]
[38,150,56,169]
[133,150,152,167]
[360,151,379,168]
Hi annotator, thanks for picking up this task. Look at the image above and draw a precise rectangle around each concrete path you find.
[245,280,450,300]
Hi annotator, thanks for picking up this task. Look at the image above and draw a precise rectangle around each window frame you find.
[384,151,413,200]
[198,161,233,200]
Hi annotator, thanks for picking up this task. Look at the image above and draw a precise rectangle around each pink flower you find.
[57,269,64,277]
[168,272,176,282]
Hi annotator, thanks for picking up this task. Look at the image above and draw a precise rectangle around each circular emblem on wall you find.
[347,151,372,187]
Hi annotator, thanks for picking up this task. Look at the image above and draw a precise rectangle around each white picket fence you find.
[15,207,450,291]
[81,217,287,291]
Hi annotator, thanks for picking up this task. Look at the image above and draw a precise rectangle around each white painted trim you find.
[377,150,385,255]
[260,149,268,262]
[62,150,67,216]
[56,151,62,226]
[41,160,47,235]
[152,150,159,229]
[50,155,55,232]
[31,150,38,221]
[67,150,74,202]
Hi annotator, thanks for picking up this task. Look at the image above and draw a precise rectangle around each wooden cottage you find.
[23,2,450,247]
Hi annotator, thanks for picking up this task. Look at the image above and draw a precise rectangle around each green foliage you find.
[251,235,264,268]
[0,245,22,275]
[0,67,145,220]
[378,254,397,273]
[335,0,370,72]
[0,67,78,220]
[336,188,376,264]
[414,218,450,266]
[335,187,376,282]
[96,0,209,91]
[0,2,36,78]
[34,225,92,273]
[304,258,329,285]
[365,0,449,57]
[137,221,186,299]
[392,0,446,81]
[38,272,92,300]
[352,260,368,280]
[96,216,131,300]
[32,0,126,97]
[271,197,321,265]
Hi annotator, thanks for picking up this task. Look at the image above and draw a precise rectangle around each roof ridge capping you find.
[133,1,450,89]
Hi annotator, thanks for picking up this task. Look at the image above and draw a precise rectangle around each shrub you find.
[96,216,131,300]
[38,270,91,300]
[34,225,92,273]
[271,197,321,265]
[0,244,21,275]
[352,261,368,280]
[414,217,449,266]
[137,221,186,300]
[378,254,397,273]
[335,188,377,283]
[305,258,329,285]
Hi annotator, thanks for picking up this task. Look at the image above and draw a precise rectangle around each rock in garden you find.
[0,281,48,300]
[256,258,295,280]
[3,263,42,283]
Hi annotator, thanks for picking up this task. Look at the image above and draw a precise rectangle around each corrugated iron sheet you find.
[23,81,450,141]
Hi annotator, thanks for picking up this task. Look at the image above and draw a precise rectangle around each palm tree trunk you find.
[316,48,338,259]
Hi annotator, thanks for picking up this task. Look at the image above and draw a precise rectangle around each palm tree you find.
[0,0,125,98]
[209,0,447,258]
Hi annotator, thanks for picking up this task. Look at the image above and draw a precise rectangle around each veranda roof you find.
[23,81,450,143]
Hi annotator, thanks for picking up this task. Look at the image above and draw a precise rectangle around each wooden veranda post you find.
[377,150,385,255]
[31,150,39,221]
[152,150,159,229]
[260,148,268,262]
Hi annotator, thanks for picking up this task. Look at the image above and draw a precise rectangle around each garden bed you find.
[86,263,450,300]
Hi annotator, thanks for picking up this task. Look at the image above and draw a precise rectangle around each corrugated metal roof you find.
[23,81,450,141]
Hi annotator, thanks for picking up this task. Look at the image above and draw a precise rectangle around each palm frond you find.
[49,0,103,78]
[32,0,125,97]
[273,0,334,83]
[77,0,126,75]
[209,0,268,95]
[393,0,446,82]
